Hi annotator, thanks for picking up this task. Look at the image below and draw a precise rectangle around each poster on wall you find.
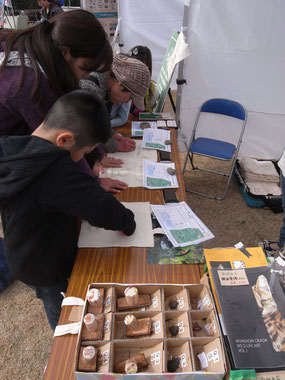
[80,0,118,39]
[0,0,4,27]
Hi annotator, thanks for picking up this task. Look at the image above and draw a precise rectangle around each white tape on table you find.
[61,296,85,307]
[54,322,81,337]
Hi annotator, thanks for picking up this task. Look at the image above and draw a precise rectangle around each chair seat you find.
[190,137,236,160]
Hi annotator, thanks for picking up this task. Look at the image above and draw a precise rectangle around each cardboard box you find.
[74,283,226,379]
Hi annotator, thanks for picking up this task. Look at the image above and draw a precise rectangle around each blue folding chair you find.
[182,98,247,200]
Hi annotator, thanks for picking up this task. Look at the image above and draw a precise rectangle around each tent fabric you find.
[118,0,184,84]
[178,0,285,159]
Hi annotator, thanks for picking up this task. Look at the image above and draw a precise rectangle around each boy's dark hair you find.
[43,90,111,148]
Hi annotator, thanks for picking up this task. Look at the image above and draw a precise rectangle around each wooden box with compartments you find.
[74,282,226,380]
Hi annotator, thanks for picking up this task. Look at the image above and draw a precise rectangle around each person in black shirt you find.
[0,90,136,330]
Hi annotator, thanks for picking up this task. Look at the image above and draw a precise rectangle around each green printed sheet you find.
[170,228,204,244]
[145,142,166,150]
[147,177,171,188]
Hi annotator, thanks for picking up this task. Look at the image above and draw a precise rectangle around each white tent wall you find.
[118,0,184,85]
[178,0,285,159]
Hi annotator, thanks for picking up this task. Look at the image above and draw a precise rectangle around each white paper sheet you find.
[143,160,178,189]
[100,141,157,187]
[142,129,171,152]
[131,121,157,137]
[78,202,154,248]
[151,202,214,247]
[157,120,167,128]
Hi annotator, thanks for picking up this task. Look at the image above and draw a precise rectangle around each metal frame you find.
[182,98,248,200]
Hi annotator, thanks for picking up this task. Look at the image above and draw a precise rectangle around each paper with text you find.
[143,160,178,189]
[131,121,157,137]
[151,202,214,247]
[142,129,171,152]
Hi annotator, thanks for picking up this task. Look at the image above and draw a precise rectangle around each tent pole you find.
[175,2,190,130]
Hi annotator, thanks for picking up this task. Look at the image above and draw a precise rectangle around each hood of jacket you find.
[0,135,68,207]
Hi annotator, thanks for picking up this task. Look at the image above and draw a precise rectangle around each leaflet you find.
[131,121,157,137]
[142,128,171,152]
[143,160,178,189]
[151,202,214,247]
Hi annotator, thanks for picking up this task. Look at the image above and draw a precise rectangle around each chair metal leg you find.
[182,147,191,174]
[184,156,237,200]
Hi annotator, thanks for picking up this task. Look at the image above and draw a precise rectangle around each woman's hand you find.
[101,155,124,168]
[100,178,128,193]
[113,134,136,152]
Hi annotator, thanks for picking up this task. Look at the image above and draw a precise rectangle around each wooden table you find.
[44,124,201,380]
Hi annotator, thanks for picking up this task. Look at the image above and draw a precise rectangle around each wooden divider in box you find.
[166,339,193,373]
[114,284,163,312]
[192,337,226,373]
[188,284,213,311]
[86,285,113,314]
[113,340,164,374]
[164,287,189,311]
[165,311,190,339]
[81,312,113,342]
[190,310,219,338]
[81,314,104,341]
[76,342,111,374]
[113,312,164,340]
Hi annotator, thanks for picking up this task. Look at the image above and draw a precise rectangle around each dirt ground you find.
[0,97,282,380]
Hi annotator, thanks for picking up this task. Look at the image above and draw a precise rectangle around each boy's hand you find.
[100,178,128,193]
[113,135,136,152]
[101,155,124,168]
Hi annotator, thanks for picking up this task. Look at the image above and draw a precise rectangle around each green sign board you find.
[154,30,179,113]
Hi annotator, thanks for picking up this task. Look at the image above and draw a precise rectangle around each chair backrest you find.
[200,98,246,121]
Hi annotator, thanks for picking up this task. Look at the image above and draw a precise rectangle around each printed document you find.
[151,202,214,247]
[78,202,154,248]
[142,129,171,152]
[143,160,178,189]
[131,121,157,137]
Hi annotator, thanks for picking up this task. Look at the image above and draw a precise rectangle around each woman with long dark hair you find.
[0,9,113,136]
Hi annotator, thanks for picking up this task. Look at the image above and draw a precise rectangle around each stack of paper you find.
[238,157,281,196]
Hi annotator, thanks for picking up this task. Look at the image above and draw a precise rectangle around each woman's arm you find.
[110,100,132,128]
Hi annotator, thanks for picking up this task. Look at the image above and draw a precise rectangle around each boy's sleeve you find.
[38,159,136,236]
